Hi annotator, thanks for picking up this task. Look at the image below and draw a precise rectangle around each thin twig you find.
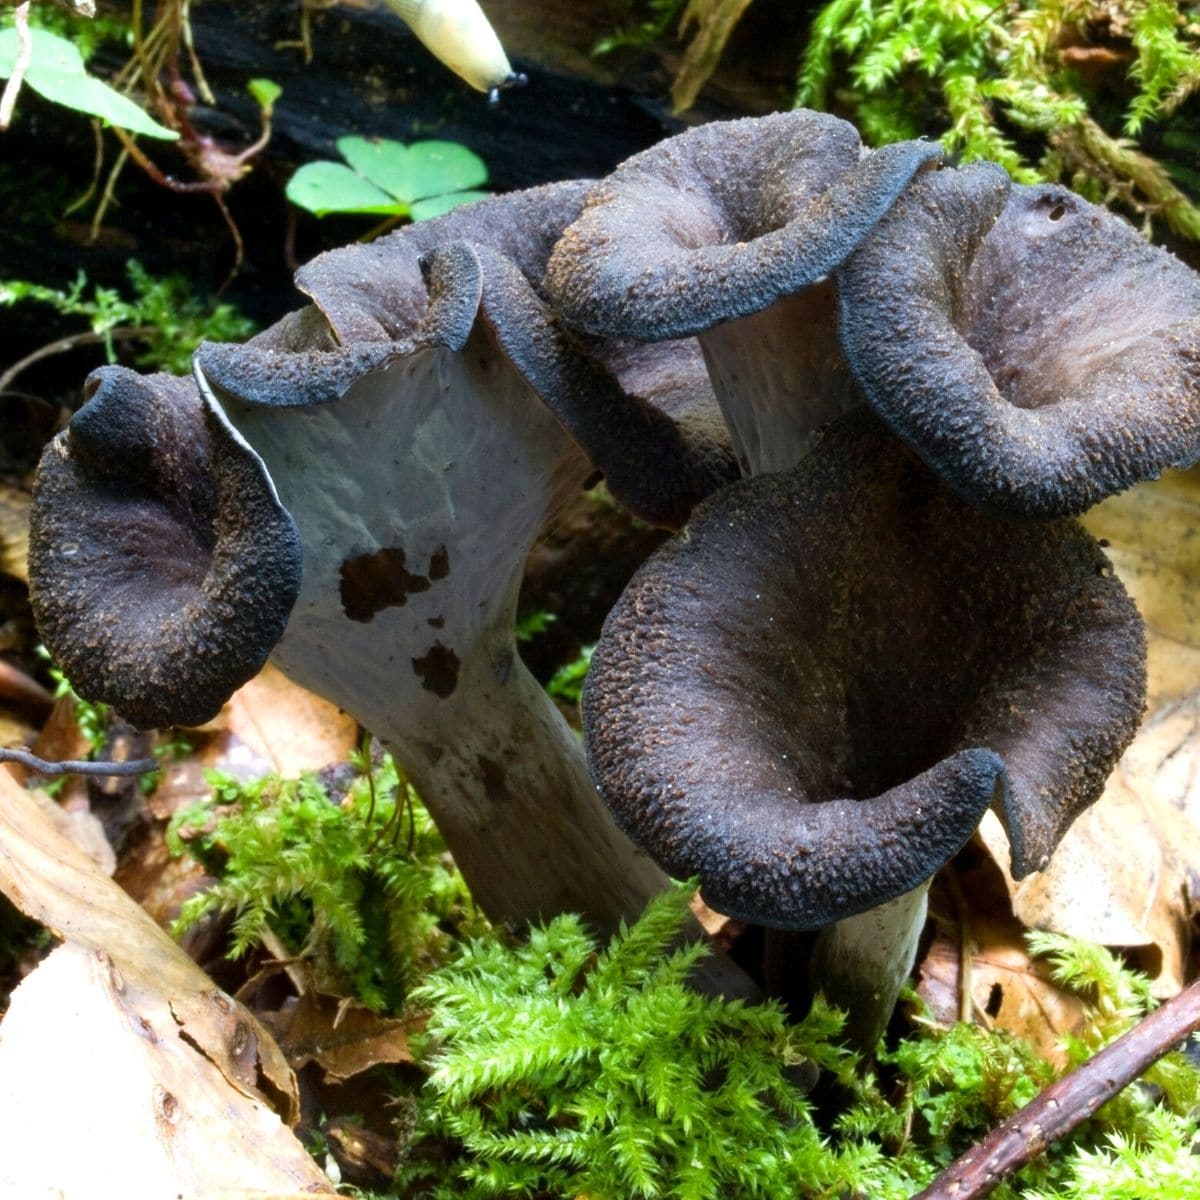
[0,3,33,132]
[0,326,155,396]
[0,747,159,778]
[913,976,1200,1200]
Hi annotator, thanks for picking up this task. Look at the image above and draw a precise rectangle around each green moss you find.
[400,884,1200,1199]
[0,260,255,376]
[797,0,1200,239]
[168,749,483,1013]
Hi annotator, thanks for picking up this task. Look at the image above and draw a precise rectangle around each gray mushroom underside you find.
[583,411,1146,929]
[545,109,943,342]
[837,164,1200,518]
[29,367,302,730]
[280,178,730,463]
[198,238,738,530]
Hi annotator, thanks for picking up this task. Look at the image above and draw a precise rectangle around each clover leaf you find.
[286,136,489,221]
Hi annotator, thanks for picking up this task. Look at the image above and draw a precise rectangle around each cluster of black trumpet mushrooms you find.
[29,110,1200,1041]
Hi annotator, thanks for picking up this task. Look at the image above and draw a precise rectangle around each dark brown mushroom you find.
[837,164,1200,517]
[185,232,735,936]
[237,182,738,528]
[583,411,1147,930]
[545,110,943,474]
[27,185,739,941]
[28,367,302,730]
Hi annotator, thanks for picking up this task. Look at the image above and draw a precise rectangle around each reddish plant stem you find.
[913,976,1200,1200]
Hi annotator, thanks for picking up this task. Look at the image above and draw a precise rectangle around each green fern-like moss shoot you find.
[401,884,1200,1199]
[168,748,483,1012]
[797,0,1200,239]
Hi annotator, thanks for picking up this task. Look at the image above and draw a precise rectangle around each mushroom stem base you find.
[806,882,930,1050]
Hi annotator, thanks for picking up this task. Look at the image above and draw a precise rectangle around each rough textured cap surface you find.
[583,412,1146,928]
[29,367,303,729]
[545,110,942,342]
[292,180,593,344]
[198,234,737,531]
[838,166,1200,516]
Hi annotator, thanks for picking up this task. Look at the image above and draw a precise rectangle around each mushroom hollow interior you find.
[28,366,302,730]
[582,412,1146,929]
[838,165,1200,516]
[545,110,942,343]
[961,184,1200,416]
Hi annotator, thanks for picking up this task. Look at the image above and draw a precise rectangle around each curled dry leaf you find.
[261,989,417,1084]
[0,767,326,1193]
[979,464,1200,995]
[0,943,334,1199]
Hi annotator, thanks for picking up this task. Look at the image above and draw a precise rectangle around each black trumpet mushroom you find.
[837,163,1200,517]
[29,368,302,731]
[583,413,1147,1041]
[545,109,943,475]
[28,186,738,945]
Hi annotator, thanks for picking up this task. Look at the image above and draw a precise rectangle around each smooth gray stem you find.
[361,653,669,936]
[807,881,930,1049]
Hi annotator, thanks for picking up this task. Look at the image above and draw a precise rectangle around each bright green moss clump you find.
[168,748,482,1012]
[400,883,1200,1199]
[798,0,1200,239]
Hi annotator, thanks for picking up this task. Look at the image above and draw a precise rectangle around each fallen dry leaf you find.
[202,662,359,779]
[1083,465,1200,715]
[0,942,333,1199]
[979,465,1200,995]
[262,989,417,1083]
[0,766,330,1194]
[0,482,29,582]
[918,908,1086,1068]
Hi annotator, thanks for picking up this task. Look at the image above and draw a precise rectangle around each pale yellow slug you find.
[383,0,527,103]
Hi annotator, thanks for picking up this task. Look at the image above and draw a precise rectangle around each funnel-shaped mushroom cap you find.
[200,227,736,530]
[544,111,941,476]
[195,237,679,931]
[293,180,594,344]
[29,367,302,729]
[583,412,1146,928]
[546,110,943,342]
[194,241,599,717]
[838,165,1200,517]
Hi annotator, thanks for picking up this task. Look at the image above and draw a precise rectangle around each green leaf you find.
[26,71,179,139]
[285,161,403,217]
[337,136,487,204]
[0,28,85,77]
[0,28,177,140]
[409,190,490,222]
[248,77,281,112]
